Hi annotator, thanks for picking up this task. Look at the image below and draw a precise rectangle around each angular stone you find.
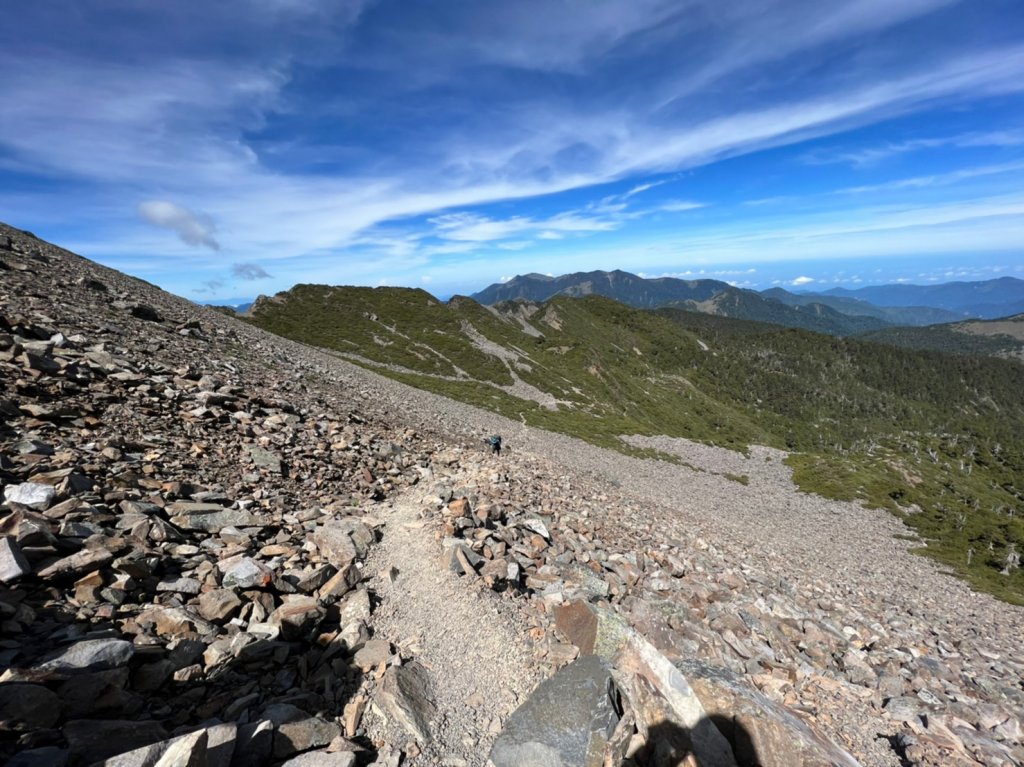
[312,522,359,569]
[883,696,922,723]
[141,606,219,638]
[553,600,629,660]
[196,589,242,622]
[156,576,202,595]
[375,662,436,744]
[490,655,619,767]
[63,719,168,764]
[318,565,360,600]
[0,683,62,729]
[219,556,273,589]
[0,535,31,582]
[169,505,260,533]
[57,668,137,719]
[4,482,57,510]
[520,517,550,540]
[36,546,114,580]
[36,638,134,674]
[97,723,236,767]
[339,588,371,628]
[353,639,392,672]
[274,716,343,759]
[233,720,274,767]
[269,596,324,638]
[246,445,283,474]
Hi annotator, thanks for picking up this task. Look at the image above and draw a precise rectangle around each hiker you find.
[488,434,502,456]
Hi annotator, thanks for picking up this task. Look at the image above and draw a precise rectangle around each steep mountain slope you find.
[4,222,1024,766]
[859,313,1024,361]
[249,285,1024,605]
[473,270,890,335]
[823,276,1024,318]
[762,287,964,325]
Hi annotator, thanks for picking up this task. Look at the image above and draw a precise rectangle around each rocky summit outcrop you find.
[2,221,1023,767]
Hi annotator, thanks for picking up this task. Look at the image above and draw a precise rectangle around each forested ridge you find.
[248,287,1024,603]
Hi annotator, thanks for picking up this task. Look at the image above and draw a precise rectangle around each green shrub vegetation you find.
[248,286,1024,604]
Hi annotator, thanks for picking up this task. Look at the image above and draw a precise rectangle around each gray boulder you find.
[36,638,135,674]
[489,655,619,767]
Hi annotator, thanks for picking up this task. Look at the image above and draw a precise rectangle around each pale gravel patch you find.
[362,491,542,766]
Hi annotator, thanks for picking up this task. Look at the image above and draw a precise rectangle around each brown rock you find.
[554,600,599,655]
[196,589,242,622]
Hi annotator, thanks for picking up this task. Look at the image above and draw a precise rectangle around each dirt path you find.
[362,489,542,765]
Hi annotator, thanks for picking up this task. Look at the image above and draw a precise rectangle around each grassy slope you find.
[249,287,1024,604]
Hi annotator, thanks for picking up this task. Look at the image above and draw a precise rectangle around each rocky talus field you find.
[1,221,1022,767]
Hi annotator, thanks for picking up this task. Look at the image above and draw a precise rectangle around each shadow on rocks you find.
[635,716,762,767]
[1,555,373,767]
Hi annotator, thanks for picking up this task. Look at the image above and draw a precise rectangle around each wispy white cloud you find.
[138,200,220,250]
[231,263,272,280]
[804,128,1024,167]
[657,200,706,213]
[624,179,670,198]
[837,160,1024,194]
[428,210,619,242]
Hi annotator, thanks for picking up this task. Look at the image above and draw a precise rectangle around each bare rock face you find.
[489,655,619,767]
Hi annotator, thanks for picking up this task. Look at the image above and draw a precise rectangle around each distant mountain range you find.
[819,277,1024,319]
[472,270,1024,334]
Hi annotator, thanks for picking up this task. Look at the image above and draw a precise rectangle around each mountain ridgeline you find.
[248,283,1024,604]
[471,269,1024,332]
[821,276,1024,318]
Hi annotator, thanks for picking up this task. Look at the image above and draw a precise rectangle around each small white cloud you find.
[497,240,532,250]
[499,275,512,282]
[624,179,669,198]
[231,263,271,280]
[790,276,815,286]
[138,200,220,250]
[658,200,706,213]
[538,231,563,240]
[420,275,433,283]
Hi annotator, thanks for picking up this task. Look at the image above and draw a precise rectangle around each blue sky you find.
[2,1,1024,303]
